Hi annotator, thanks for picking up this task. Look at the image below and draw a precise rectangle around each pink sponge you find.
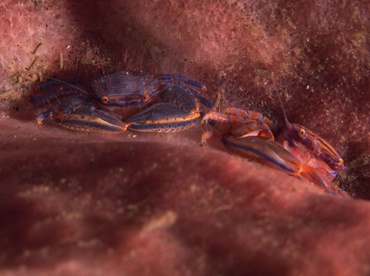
[0,0,80,91]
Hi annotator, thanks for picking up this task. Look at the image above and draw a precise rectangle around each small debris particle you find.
[142,210,177,232]
[59,52,64,70]
[32,42,43,54]
[26,56,39,71]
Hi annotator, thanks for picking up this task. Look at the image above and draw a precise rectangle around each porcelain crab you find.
[201,106,348,197]
[31,71,214,133]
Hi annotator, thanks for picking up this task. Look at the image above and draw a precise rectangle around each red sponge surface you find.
[1,0,370,274]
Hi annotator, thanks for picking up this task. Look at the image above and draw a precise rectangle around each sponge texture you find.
[1,0,370,195]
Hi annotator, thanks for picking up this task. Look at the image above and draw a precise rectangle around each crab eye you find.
[142,95,151,102]
[101,96,109,104]
[298,128,306,137]
[337,158,344,165]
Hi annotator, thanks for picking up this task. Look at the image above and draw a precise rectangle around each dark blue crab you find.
[31,71,214,133]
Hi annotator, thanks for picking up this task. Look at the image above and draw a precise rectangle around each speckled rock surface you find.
[1,0,370,275]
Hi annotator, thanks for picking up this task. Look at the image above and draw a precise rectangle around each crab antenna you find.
[276,91,292,129]
[41,75,89,95]
[346,162,370,171]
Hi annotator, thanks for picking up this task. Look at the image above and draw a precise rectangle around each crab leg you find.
[156,74,206,90]
[223,136,302,175]
[223,136,349,197]
[30,83,89,105]
[201,108,275,145]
